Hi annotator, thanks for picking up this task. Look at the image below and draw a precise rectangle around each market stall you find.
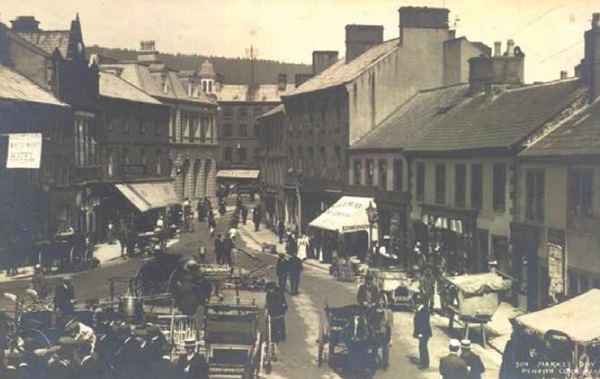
[442,272,512,346]
[510,289,600,378]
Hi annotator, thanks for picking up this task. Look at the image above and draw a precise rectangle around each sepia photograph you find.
[0,1,599,378]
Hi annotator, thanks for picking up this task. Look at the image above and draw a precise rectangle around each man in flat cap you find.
[460,339,485,379]
[439,339,468,379]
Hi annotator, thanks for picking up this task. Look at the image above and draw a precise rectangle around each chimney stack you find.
[312,51,339,75]
[137,40,158,62]
[345,25,383,63]
[10,16,40,32]
[560,70,568,80]
[583,13,600,101]
[398,7,449,45]
[295,73,313,88]
[468,40,525,93]
[494,41,502,57]
[277,74,287,91]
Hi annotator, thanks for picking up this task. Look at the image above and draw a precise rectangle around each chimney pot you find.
[593,13,600,29]
[312,51,339,75]
[345,25,383,63]
[560,70,568,80]
[277,74,287,91]
[494,41,502,57]
[10,16,41,32]
[506,39,515,57]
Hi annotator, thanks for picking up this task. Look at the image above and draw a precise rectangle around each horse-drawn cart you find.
[317,304,392,370]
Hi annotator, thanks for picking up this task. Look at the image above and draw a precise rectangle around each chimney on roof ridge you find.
[583,13,600,101]
[295,73,312,88]
[398,7,449,45]
[560,70,568,80]
[137,40,158,63]
[312,51,339,75]
[10,16,40,32]
[345,25,383,63]
[468,39,525,94]
[277,73,287,91]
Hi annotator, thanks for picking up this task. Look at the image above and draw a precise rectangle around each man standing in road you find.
[252,207,261,232]
[287,253,303,295]
[241,205,248,225]
[276,254,288,292]
[277,219,285,244]
[440,339,468,379]
[54,275,75,321]
[460,339,485,379]
[413,296,432,369]
[214,234,223,265]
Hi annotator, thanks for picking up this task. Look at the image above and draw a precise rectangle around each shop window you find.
[366,159,374,187]
[155,149,162,175]
[353,160,362,185]
[471,164,483,209]
[492,235,510,276]
[378,159,387,190]
[526,170,545,222]
[477,229,489,272]
[493,163,507,212]
[416,163,425,202]
[455,164,466,207]
[237,147,247,162]
[393,159,403,191]
[223,124,233,138]
[568,268,579,297]
[570,169,593,218]
[435,164,446,204]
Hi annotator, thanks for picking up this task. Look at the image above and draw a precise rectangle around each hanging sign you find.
[547,242,565,301]
[6,133,42,169]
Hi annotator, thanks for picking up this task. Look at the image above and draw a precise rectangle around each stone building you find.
[180,62,294,193]
[102,41,219,202]
[280,7,490,232]
[2,15,101,237]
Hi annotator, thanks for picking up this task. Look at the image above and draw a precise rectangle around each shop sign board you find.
[6,133,42,169]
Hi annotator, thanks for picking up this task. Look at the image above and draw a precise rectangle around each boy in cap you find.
[460,339,485,379]
[439,339,468,379]
[174,338,209,379]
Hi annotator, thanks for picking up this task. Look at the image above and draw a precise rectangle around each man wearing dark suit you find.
[460,339,485,379]
[174,339,209,379]
[78,341,111,379]
[54,275,75,320]
[413,298,432,369]
[440,339,469,379]
[287,254,303,296]
[214,234,223,265]
[221,236,234,267]
[276,254,288,292]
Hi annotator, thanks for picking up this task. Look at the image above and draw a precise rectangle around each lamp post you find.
[366,201,378,264]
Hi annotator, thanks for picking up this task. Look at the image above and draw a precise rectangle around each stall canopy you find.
[216,169,260,179]
[446,273,512,296]
[515,289,600,344]
[309,196,375,234]
[115,182,179,213]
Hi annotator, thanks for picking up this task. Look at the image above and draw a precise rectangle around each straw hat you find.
[183,338,197,350]
[461,339,471,350]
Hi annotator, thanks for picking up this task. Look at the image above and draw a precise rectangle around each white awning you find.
[115,182,179,213]
[216,169,260,179]
[309,196,377,235]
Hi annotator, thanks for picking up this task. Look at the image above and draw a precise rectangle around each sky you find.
[1,0,598,83]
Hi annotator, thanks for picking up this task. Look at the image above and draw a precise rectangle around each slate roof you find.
[99,71,163,105]
[350,84,470,150]
[403,79,586,152]
[288,39,399,97]
[521,99,600,157]
[218,84,295,102]
[100,63,215,106]
[17,30,71,57]
[0,65,67,107]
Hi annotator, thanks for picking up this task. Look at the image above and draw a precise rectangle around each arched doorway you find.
[193,159,202,199]
[204,159,212,198]
[181,159,190,200]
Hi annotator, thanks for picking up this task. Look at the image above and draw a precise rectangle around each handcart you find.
[316,303,392,370]
[203,303,269,379]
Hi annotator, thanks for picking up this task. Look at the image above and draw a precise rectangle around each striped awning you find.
[115,182,178,212]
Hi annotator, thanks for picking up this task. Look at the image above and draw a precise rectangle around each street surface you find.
[0,200,503,379]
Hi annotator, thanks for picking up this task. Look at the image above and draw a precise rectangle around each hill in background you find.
[87,46,312,85]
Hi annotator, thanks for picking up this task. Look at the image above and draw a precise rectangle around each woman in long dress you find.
[296,235,308,260]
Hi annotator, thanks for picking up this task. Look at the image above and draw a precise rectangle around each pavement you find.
[236,219,520,356]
